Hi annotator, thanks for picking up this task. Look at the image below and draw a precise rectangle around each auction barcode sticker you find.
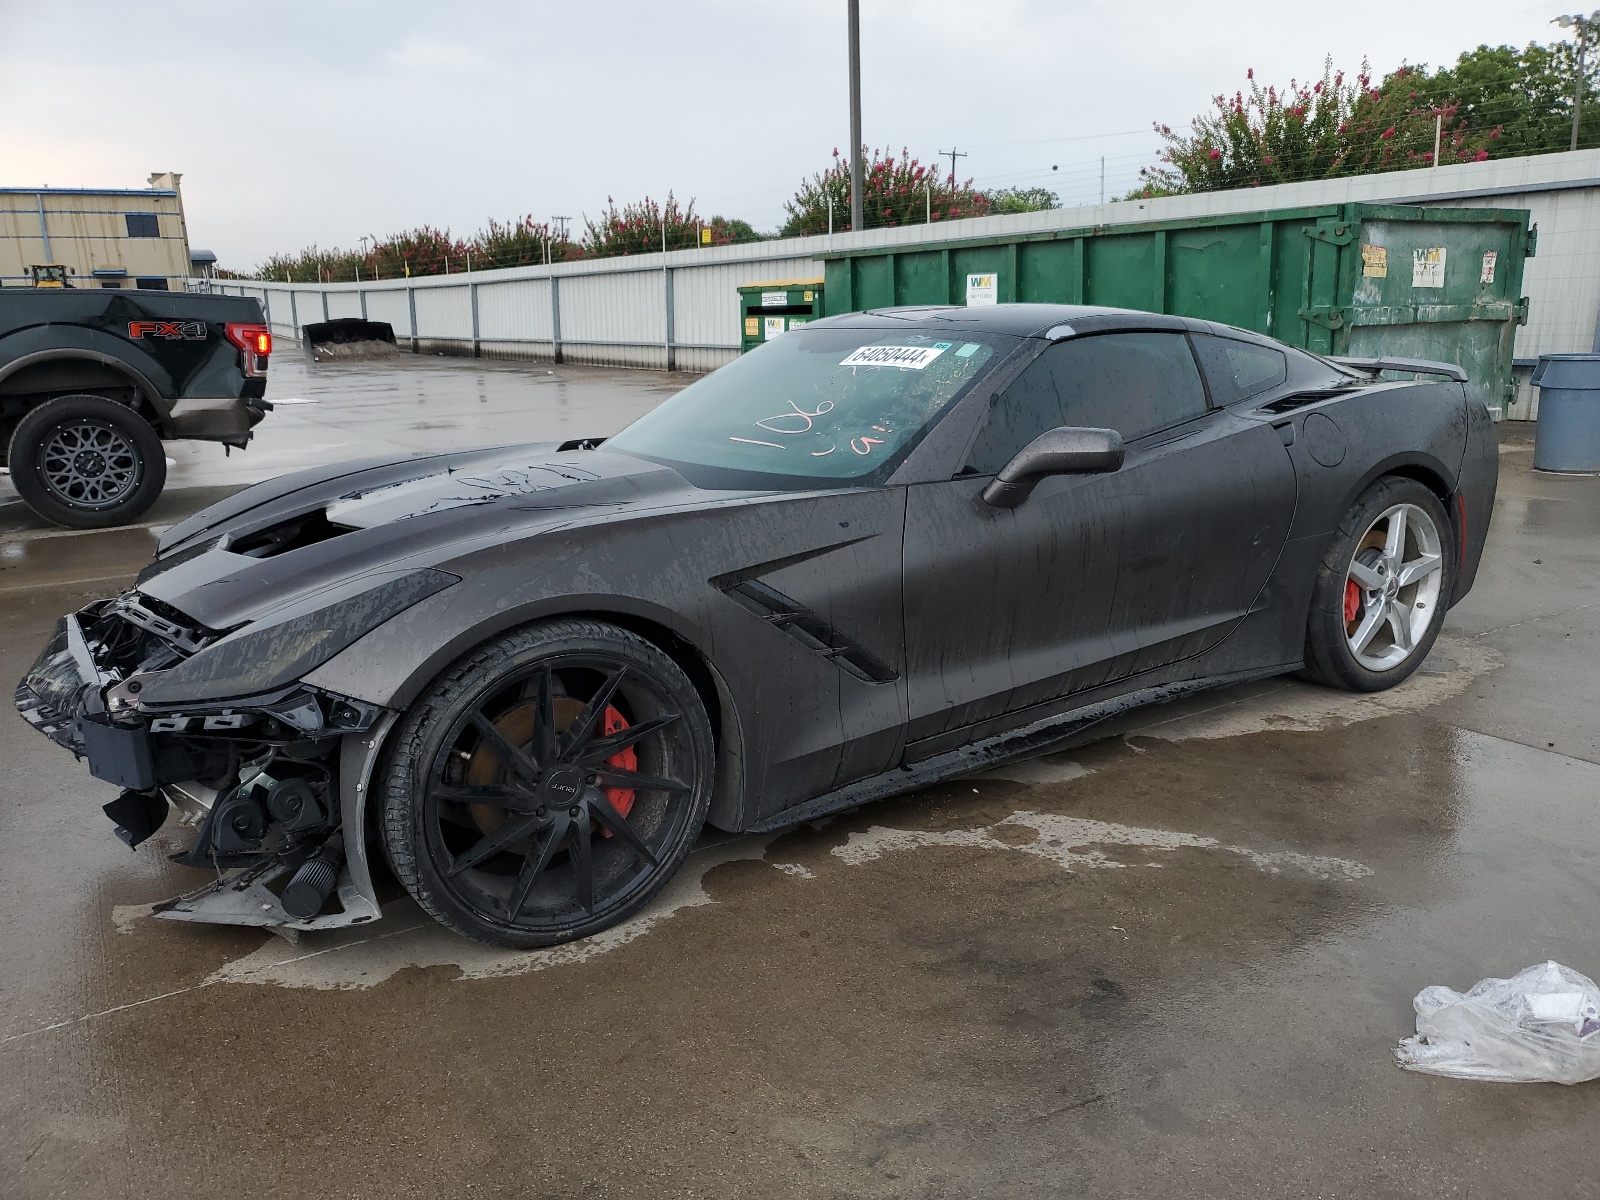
[840,344,948,370]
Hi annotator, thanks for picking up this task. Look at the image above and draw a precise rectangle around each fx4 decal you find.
[128,320,207,341]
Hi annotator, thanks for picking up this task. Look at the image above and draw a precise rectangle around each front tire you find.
[381,619,715,948]
[7,394,166,529]
[1303,476,1455,692]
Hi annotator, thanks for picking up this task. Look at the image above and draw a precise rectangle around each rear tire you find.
[7,394,166,529]
[1303,476,1455,692]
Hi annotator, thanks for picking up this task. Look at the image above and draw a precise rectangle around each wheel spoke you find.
[431,782,536,811]
[575,712,681,765]
[1348,559,1385,590]
[589,765,690,794]
[447,812,543,877]
[1383,508,1407,568]
[1350,602,1386,652]
[506,813,569,919]
[1386,600,1415,652]
[467,710,543,786]
[1397,552,1441,587]
[533,667,559,767]
[571,805,594,912]
[558,667,626,760]
[587,788,659,866]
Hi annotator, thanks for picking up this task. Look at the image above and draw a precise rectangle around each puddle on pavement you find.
[833,812,1373,881]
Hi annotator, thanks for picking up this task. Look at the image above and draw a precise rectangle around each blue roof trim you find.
[0,187,179,197]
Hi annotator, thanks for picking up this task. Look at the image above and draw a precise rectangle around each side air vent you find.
[721,579,898,684]
[1260,389,1348,415]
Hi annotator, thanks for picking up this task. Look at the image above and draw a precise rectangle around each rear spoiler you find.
[1329,355,1467,383]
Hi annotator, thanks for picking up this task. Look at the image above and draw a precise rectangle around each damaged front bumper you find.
[15,595,395,935]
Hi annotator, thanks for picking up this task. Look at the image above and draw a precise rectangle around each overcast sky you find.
[0,0,1565,270]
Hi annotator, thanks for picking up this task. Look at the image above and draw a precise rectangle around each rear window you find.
[1192,334,1288,405]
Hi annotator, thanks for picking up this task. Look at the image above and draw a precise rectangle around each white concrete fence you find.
[201,148,1600,418]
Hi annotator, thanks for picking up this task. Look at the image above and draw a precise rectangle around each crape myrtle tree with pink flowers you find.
[1135,40,1600,197]
[780,147,996,235]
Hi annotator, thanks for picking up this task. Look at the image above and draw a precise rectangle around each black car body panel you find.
[15,304,1499,935]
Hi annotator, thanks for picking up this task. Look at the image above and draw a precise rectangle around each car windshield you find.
[607,327,1006,488]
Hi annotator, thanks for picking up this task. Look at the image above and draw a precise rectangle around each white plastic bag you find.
[1396,961,1600,1084]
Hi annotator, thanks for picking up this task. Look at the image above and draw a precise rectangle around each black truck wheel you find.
[7,394,167,529]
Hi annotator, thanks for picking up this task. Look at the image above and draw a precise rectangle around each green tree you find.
[986,186,1060,214]
[1374,42,1600,158]
[705,216,766,244]
[1140,41,1600,197]
[781,147,991,235]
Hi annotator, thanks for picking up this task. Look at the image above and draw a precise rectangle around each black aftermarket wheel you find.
[8,394,166,529]
[381,619,715,948]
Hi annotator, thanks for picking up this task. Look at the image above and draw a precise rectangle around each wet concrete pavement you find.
[2,357,1598,1197]
[0,352,680,535]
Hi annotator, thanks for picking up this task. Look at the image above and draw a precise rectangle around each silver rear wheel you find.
[1343,502,1445,672]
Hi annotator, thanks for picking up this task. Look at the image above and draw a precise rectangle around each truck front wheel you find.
[8,395,167,529]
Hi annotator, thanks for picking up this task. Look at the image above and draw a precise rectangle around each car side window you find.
[966,332,1210,474]
[1192,334,1287,405]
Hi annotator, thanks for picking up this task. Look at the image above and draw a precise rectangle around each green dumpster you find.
[738,278,824,353]
[820,203,1534,416]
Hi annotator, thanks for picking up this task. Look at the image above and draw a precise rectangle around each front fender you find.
[301,588,711,711]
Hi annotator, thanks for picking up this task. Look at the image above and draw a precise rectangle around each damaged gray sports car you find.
[15,305,1498,946]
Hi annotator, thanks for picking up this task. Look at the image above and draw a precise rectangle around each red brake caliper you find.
[601,707,637,832]
[1344,578,1361,628]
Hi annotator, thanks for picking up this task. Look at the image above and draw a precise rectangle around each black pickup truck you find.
[0,290,272,528]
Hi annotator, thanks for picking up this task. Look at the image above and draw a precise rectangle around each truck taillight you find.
[224,323,272,376]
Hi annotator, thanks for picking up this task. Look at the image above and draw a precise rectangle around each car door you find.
[900,329,1297,758]
[1099,332,1299,677]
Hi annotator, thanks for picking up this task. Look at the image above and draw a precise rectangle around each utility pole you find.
[939,146,967,189]
[848,0,864,232]
[1555,12,1600,151]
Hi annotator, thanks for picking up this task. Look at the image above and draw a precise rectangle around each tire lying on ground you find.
[1302,475,1456,692]
[7,394,167,529]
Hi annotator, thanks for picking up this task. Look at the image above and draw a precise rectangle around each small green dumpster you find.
[820,203,1535,416]
[738,279,824,353]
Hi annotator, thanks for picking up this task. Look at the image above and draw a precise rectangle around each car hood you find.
[136,443,720,632]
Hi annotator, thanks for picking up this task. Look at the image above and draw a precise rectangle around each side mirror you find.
[981,426,1124,508]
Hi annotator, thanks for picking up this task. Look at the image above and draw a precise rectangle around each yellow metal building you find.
[0,172,192,290]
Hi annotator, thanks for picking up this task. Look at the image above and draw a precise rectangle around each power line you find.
[939,146,968,188]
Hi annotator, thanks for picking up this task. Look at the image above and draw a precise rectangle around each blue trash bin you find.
[1531,354,1600,473]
